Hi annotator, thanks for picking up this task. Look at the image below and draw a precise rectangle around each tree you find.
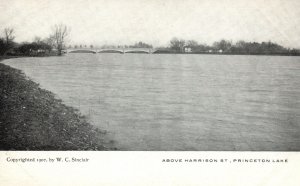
[17,41,52,56]
[0,38,5,56]
[50,24,70,55]
[185,40,199,52]
[131,41,153,48]
[33,36,42,43]
[186,40,198,48]
[170,37,185,52]
[0,28,16,56]
[213,39,232,52]
[44,35,56,49]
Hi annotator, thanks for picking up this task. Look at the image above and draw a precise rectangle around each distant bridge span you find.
[66,47,158,54]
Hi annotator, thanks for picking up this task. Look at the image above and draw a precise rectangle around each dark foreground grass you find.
[0,62,115,150]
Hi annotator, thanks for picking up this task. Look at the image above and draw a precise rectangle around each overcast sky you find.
[1,0,300,48]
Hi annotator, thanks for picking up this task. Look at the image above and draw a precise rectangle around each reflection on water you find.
[4,54,300,150]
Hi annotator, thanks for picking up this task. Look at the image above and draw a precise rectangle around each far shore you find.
[64,51,300,56]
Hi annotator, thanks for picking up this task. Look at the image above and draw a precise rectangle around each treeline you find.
[2,26,300,57]
[14,37,54,56]
[71,41,153,49]
[0,24,70,58]
[164,38,300,55]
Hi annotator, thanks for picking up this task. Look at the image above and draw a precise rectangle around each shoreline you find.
[66,51,300,56]
[4,52,300,57]
[0,59,116,150]
[154,52,300,56]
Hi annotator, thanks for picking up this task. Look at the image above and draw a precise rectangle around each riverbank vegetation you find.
[69,38,300,55]
[0,62,115,150]
[0,28,16,57]
[0,24,69,58]
[2,26,300,57]
[163,37,300,55]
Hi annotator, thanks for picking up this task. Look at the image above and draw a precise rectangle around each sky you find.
[1,0,300,48]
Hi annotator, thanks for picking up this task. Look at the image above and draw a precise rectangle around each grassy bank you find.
[0,61,115,150]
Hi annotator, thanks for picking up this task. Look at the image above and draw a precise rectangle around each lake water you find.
[3,54,300,150]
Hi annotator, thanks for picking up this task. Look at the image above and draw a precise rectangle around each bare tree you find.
[50,24,70,55]
[170,37,185,52]
[0,28,16,56]
[4,28,15,44]
[186,40,198,48]
[44,35,55,48]
[213,39,232,52]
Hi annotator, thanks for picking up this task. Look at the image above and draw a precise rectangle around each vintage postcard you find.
[0,0,299,185]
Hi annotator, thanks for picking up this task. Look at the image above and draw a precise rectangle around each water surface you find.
[4,54,300,150]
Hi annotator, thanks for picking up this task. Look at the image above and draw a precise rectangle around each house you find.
[184,47,192,53]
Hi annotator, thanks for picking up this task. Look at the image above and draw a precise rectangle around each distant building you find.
[184,47,192,53]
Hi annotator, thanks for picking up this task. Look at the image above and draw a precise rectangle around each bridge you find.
[65,47,158,54]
